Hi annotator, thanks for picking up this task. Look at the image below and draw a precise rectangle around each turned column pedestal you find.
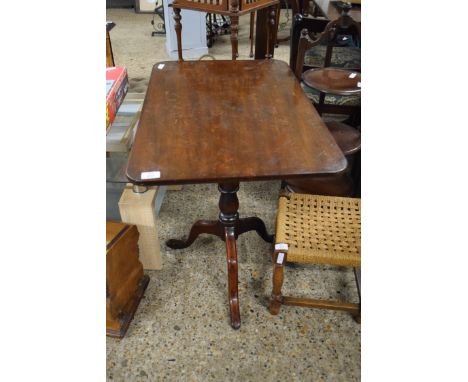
[166,182,273,329]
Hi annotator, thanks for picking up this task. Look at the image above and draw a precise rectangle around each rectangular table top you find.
[126,59,346,185]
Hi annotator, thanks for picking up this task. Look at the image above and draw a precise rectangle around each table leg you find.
[166,182,273,329]
[173,7,183,61]
[167,183,273,247]
[166,219,223,249]
[225,226,240,329]
[237,216,274,242]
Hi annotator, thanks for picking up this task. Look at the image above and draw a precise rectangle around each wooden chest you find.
[106,221,149,338]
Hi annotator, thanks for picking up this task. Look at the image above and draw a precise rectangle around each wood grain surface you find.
[127,59,346,185]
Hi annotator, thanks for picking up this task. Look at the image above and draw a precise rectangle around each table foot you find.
[225,226,241,329]
[166,183,272,330]
[237,217,274,243]
[166,219,222,249]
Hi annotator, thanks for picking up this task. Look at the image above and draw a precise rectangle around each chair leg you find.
[270,251,286,315]
[249,12,255,58]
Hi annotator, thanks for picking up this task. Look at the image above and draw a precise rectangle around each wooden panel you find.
[106,220,127,248]
[106,222,149,338]
[127,60,346,186]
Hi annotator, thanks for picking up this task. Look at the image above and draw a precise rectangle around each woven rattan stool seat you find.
[275,194,361,267]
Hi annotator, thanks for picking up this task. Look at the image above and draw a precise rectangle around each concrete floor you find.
[106,8,360,381]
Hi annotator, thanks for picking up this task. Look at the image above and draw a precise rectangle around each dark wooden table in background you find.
[311,0,361,21]
[126,59,346,329]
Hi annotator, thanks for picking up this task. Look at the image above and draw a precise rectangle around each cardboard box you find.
[106,67,129,129]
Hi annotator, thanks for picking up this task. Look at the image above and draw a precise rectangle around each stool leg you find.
[270,251,286,315]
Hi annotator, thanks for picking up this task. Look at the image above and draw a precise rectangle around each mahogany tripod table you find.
[126,59,346,329]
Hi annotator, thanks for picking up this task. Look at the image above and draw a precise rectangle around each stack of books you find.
[106,66,129,130]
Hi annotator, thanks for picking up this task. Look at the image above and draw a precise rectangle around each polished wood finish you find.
[172,0,279,60]
[283,122,361,195]
[293,21,361,81]
[254,4,279,59]
[289,13,329,75]
[165,182,273,329]
[127,59,346,329]
[312,0,361,22]
[173,7,183,61]
[166,182,273,249]
[285,8,361,196]
[249,12,255,57]
[165,216,273,248]
[302,68,361,95]
[282,296,360,315]
[106,221,149,338]
[225,226,240,329]
[106,22,116,67]
[325,120,360,156]
[289,3,361,78]
[230,14,239,59]
[266,5,278,58]
[270,251,285,315]
[284,172,354,196]
[127,60,346,186]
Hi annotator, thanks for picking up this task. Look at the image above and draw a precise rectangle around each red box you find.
[106,67,129,129]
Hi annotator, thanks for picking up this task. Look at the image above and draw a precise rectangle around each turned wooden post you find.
[229,0,240,60]
[218,182,240,225]
[249,12,255,57]
[173,5,183,61]
[266,5,277,59]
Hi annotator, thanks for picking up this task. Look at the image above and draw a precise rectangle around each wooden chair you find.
[285,8,361,197]
[294,4,361,121]
[270,193,361,322]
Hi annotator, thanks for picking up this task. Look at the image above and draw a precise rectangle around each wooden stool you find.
[270,193,361,322]
[106,221,149,338]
